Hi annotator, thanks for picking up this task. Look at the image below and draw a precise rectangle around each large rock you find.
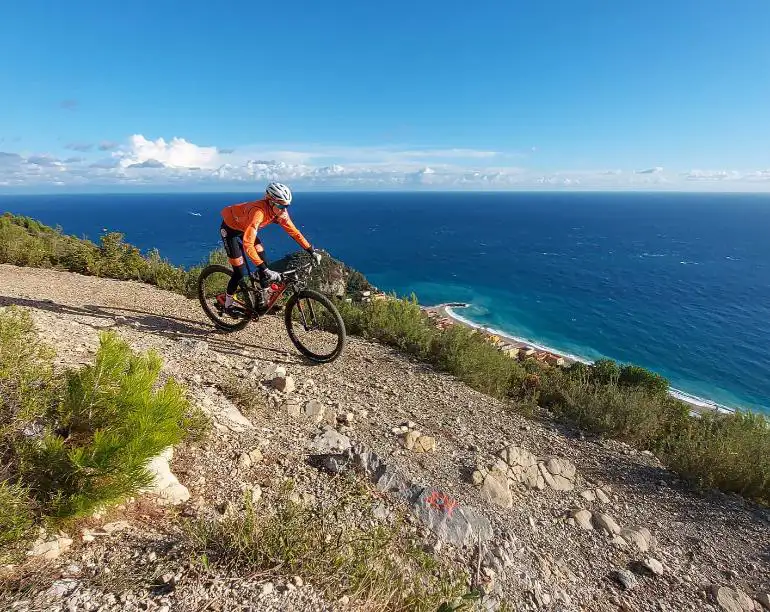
[613,569,637,591]
[538,457,576,492]
[303,400,326,424]
[592,513,621,535]
[283,397,302,418]
[480,473,513,508]
[643,558,664,576]
[311,427,352,454]
[620,527,652,553]
[193,387,253,432]
[711,586,756,612]
[272,375,295,393]
[28,535,73,561]
[414,435,437,453]
[46,578,79,599]
[481,531,520,575]
[756,593,770,610]
[412,487,493,548]
[142,447,190,505]
[353,446,421,500]
[570,509,593,531]
[498,445,543,489]
[310,443,492,548]
[403,430,421,450]
[82,521,131,540]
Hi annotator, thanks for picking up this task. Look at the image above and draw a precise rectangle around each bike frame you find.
[235,238,312,318]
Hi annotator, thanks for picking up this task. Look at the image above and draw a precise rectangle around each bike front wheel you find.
[284,289,346,363]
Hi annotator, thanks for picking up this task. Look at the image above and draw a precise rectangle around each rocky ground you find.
[1,264,768,612]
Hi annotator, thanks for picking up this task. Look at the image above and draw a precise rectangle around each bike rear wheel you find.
[197,264,255,332]
[284,289,346,363]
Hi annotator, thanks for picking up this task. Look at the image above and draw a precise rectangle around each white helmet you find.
[265,182,292,206]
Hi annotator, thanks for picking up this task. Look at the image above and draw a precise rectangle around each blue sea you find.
[2,191,769,414]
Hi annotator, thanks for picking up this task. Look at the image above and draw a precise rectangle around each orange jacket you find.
[221,199,311,266]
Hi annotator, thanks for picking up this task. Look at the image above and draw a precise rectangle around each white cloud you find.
[116,135,220,169]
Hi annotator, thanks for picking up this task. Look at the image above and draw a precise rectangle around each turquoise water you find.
[2,191,769,413]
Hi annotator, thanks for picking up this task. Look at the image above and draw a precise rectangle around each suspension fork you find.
[293,290,317,330]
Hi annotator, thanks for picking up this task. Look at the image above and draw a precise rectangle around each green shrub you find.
[338,294,435,357]
[430,324,525,399]
[0,213,206,298]
[592,358,620,385]
[0,308,56,455]
[19,332,190,517]
[658,410,770,502]
[0,482,35,563]
[619,364,669,395]
[542,371,690,447]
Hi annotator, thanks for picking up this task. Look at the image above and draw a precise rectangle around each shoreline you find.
[423,302,733,416]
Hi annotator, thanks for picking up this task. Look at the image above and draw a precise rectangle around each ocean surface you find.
[2,191,769,414]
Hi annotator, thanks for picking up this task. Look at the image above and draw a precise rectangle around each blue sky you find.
[1,0,770,191]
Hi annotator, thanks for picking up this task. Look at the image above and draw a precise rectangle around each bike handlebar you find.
[280,260,315,282]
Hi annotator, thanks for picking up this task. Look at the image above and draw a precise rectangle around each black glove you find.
[306,247,322,265]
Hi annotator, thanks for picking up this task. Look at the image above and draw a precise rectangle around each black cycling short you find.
[220,222,270,293]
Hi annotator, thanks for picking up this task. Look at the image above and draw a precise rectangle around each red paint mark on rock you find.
[425,490,459,517]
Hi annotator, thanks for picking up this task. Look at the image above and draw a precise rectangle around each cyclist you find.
[219,182,321,312]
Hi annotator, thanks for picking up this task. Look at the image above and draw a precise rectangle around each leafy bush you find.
[541,371,690,447]
[430,324,526,399]
[592,358,620,385]
[0,308,57,476]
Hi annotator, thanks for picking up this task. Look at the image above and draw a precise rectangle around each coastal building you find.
[500,345,520,358]
[519,348,536,360]
[544,353,565,367]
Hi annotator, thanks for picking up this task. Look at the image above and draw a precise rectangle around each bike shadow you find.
[0,295,305,365]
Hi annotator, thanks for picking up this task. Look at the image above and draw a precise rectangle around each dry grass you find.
[186,479,475,612]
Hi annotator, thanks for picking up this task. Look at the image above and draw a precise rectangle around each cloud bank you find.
[1,134,769,192]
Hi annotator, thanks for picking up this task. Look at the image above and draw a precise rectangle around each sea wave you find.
[443,305,735,414]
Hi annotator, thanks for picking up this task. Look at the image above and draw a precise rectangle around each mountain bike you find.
[197,249,346,363]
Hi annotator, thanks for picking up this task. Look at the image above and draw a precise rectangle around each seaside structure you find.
[500,344,520,358]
